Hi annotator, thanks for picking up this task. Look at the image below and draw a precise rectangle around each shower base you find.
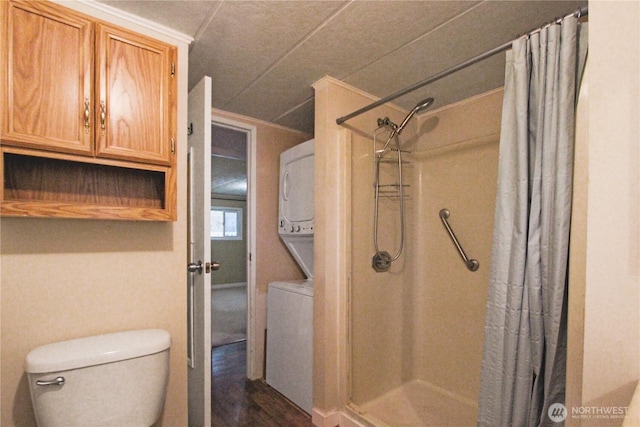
[349,379,477,427]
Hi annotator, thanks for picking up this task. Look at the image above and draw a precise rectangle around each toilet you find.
[25,329,171,427]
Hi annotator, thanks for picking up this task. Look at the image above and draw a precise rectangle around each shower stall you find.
[345,88,504,426]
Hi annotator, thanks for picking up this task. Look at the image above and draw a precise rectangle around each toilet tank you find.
[25,329,171,427]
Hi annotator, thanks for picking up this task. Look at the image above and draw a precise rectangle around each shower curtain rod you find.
[336,6,588,126]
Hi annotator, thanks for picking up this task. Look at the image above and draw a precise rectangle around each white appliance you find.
[266,139,314,414]
[266,280,313,413]
[278,138,314,280]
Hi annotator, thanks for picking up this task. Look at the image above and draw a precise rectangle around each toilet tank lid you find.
[25,329,171,373]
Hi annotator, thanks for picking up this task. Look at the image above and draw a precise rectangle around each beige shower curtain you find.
[477,15,584,427]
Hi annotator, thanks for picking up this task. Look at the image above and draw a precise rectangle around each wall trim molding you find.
[57,0,193,44]
[311,407,368,427]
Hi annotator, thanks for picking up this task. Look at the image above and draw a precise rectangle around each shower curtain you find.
[478,15,582,427]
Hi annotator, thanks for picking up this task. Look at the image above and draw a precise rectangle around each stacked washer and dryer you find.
[266,139,314,414]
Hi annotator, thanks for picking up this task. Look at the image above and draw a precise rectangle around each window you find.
[210,207,242,240]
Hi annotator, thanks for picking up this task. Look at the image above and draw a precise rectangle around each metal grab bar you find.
[439,209,479,272]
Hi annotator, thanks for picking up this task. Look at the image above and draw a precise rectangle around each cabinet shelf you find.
[1,148,176,221]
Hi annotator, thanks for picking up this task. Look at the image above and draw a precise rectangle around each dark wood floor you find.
[212,341,313,426]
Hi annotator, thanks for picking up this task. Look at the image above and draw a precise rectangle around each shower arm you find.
[377,129,398,159]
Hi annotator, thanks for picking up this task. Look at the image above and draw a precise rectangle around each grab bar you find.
[439,209,479,272]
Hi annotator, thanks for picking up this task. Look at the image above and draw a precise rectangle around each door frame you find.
[211,114,259,379]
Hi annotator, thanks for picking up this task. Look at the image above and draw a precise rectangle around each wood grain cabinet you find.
[95,23,176,166]
[1,0,178,220]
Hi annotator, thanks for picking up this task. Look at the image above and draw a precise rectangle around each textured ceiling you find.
[211,124,248,197]
[211,156,247,198]
[96,0,587,135]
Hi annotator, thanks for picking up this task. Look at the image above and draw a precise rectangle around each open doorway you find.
[208,117,312,425]
[210,123,248,348]
[210,116,259,379]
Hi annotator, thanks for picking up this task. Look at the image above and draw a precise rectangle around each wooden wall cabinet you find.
[1,0,177,220]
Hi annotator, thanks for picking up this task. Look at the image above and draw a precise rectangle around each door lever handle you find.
[189,261,220,274]
[188,260,203,274]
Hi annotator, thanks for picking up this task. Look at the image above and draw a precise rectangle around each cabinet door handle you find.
[100,101,106,134]
[84,97,90,132]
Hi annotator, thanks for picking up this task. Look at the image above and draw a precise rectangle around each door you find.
[95,23,176,166]
[187,76,212,427]
[1,0,93,154]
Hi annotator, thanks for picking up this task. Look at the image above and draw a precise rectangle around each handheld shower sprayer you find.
[372,96,435,272]
[379,97,434,157]
[396,97,434,135]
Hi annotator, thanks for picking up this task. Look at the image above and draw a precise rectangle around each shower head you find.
[396,97,435,134]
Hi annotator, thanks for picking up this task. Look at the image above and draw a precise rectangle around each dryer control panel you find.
[279,219,313,234]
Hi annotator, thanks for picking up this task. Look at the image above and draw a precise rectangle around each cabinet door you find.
[1,0,94,155]
[95,23,176,166]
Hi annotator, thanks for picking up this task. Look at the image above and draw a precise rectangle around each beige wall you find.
[314,77,388,414]
[211,108,310,377]
[1,220,188,426]
[582,1,640,404]
[413,89,501,403]
[567,2,640,426]
[0,2,190,426]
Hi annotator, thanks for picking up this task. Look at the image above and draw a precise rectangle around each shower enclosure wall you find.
[346,88,503,426]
